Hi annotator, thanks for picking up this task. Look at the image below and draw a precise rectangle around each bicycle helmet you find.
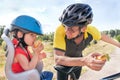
[9,15,43,35]
[59,3,93,27]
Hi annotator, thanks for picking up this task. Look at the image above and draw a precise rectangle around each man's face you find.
[65,26,87,39]
[65,26,80,39]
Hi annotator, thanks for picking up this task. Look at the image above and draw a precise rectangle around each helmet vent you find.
[68,5,75,11]
[74,8,81,14]
[72,16,79,20]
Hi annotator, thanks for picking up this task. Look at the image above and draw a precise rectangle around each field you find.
[0,40,115,80]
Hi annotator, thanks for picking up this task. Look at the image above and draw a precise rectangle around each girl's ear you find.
[17,31,23,38]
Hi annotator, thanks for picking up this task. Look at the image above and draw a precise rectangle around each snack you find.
[96,54,110,61]
[33,40,42,48]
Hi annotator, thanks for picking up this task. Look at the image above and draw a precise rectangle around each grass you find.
[0,40,115,80]
[0,51,6,80]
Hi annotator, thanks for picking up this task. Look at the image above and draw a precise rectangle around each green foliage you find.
[0,25,5,36]
[102,31,109,35]
[0,25,5,45]
[1,41,6,49]
[115,29,120,35]
[109,30,115,37]
[116,35,120,42]
[101,29,120,38]
[0,39,3,45]
[38,32,54,42]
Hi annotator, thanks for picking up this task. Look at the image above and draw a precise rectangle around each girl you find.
[10,15,53,80]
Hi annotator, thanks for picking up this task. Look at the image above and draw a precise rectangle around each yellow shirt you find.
[53,24,101,51]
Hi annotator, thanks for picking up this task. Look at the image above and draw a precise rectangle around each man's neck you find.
[74,34,84,45]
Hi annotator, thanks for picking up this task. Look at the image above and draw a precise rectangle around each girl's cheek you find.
[29,40,34,46]
[25,39,32,46]
[31,40,35,46]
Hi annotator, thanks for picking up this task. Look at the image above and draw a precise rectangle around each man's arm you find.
[101,34,120,48]
[54,49,85,66]
[54,49,106,71]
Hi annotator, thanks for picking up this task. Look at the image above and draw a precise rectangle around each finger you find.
[91,53,102,57]
[92,66,102,71]
[40,45,44,50]
[90,64,104,71]
[38,44,44,49]
[92,63,104,67]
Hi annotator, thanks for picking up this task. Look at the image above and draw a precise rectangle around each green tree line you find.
[102,29,120,42]
[0,25,120,45]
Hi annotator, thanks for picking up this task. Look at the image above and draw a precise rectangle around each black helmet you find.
[9,15,43,35]
[59,3,93,27]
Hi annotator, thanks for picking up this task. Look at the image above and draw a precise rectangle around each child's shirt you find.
[12,38,32,73]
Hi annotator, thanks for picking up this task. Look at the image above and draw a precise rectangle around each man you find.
[53,3,120,80]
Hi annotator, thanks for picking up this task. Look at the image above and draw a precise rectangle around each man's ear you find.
[17,31,23,38]
[81,27,87,32]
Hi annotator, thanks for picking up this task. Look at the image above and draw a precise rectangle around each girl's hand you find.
[38,52,47,60]
[32,41,44,54]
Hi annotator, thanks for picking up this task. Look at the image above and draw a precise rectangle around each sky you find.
[0,0,120,33]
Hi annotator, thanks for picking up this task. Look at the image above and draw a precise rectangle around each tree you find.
[102,31,109,35]
[115,29,120,36]
[37,32,54,42]
[0,25,5,45]
[116,35,120,42]
[109,29,115,37]
[0,25,5,37]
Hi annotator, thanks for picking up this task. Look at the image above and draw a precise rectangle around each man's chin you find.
[67,37,73,39]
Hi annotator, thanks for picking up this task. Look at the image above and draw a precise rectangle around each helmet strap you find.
[72,32,83,41]
[13,29,19,39]
[72,27,83,41]
[18,33,28,48]
[12,30,28,47]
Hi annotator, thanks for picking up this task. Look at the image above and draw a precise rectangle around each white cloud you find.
[75,0,87,3]
[21,7,46,13]
[0,0,120,33]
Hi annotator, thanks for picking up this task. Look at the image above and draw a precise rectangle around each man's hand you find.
[84,53,106,71]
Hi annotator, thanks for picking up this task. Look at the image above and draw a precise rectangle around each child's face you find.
[24,32,37,46]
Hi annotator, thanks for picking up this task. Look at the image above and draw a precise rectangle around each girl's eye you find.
[30,33,36,37]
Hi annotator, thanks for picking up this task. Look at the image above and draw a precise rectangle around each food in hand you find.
[96,54,110,61]
[33,40,42,48]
